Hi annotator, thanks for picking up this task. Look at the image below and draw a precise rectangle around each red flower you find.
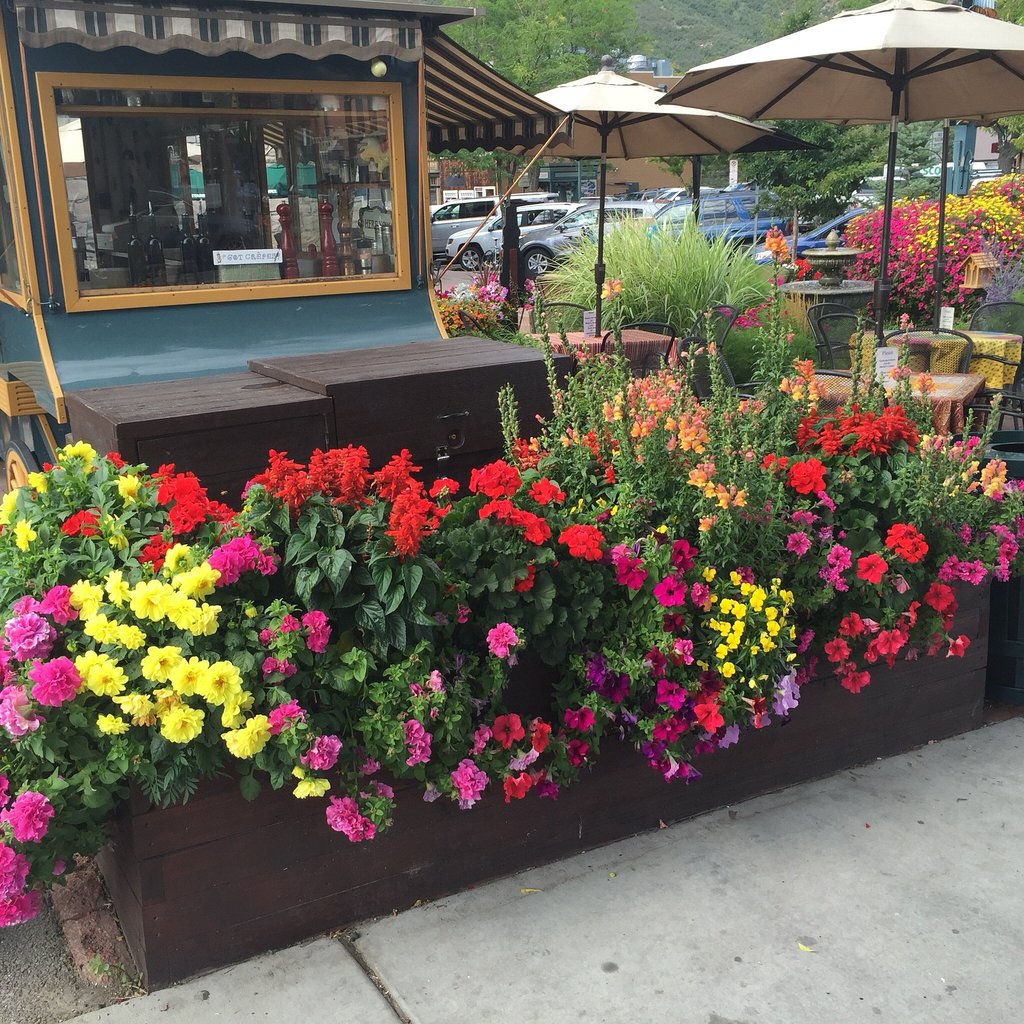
[856,553,888,584]
[787,458,827,495]
[530,720,552,753]
[479,499,551,545]
[923,581,957,616]
[309,446,371,506]
[60,509,100,538]
[566,738,590,765]
[528,478,565,506]
[947,634,970,657]
[558,524,605,561]
[760,453,789,475]
[469,460,522,499]
[139,535,171,572]
[513,564,537,592]
[838,666,871,693]
[503,772,533,803]
[824,637,851,663]
[105,451,125,469]
[838,613,865,637]
[246,450,313,513]
[373,449,420,503]
[884,523,928,563]
[386,485,435,558]
[693,698,724,733]
[492,713,525,749]
[429,477,460,499]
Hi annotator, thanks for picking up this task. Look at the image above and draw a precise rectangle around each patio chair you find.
[882,328,975,374]
[455,309,487,335]
[600,321,678,376]
[687,340,748,400]
[690,304,739,348]
[536,301,587,335]
[806,301,853,338]
[815,312,861,373]
[969,300,1024,337]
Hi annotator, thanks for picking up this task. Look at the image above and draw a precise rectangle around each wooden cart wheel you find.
[4,448,29,492]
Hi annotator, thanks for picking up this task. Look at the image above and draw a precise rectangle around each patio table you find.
[814,372,987,435]
[889,330,1022,387]
[538,329,676,374]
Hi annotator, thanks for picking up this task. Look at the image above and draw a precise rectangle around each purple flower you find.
[772,672,801,717]
[717,724,740,749]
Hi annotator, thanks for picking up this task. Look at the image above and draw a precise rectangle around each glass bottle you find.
[126,206,149,288]
[196,213,214,284]
[146,205,167,287]
[180,214,198,284]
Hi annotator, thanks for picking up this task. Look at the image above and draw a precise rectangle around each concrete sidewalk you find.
[72,719,1024,1024]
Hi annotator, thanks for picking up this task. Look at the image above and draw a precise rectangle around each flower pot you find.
[986,431,1024,480]
[96,585,990,990]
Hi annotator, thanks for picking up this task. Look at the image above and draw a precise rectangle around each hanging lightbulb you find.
[371,59,388,78]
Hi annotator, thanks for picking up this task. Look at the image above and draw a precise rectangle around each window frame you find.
[36,72,411,314]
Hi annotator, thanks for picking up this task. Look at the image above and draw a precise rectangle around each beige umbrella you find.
[534,60,812,333]
[661,0,1024,337]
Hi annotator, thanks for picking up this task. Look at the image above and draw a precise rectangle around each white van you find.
[430,192,558,259]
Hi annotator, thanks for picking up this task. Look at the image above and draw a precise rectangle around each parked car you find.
[652,190,788,243]
[753,206,869,264]
[518,201,659,279]
[653,186,688,204]
[443,202,583,271]
[430,192,558,258]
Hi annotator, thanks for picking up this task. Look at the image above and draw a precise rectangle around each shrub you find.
[545,218,770,332]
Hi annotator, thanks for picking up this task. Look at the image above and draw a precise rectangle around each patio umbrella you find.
[534,59,814,334]
[661,0,1024,340]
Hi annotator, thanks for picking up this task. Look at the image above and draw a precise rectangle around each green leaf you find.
[239,774,262,802]
[355,599,386,639]
[370,560,394,595]
[385,614,407,652]
[402,562,424,599]
[383,583,405,615]
[295,566,321,604]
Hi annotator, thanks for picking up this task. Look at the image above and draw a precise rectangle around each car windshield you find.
[658,203,692,223]
[560,208,598,227]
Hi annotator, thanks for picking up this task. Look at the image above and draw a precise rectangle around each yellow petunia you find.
[104,570,130,607]
[702,567,716,582]
[75,651,128,697]
[195,661,243,707]
[141,645,184,683]
[115,624,147,650]
[70,580,104,619]
[720,662,736,678]
[96,713,129,736]
[173,563,220,599]
[294,777,331,799]
[159,704,205,744]
[116,475,142,502]
[83,614,121,645]
[129,580,171,622]
[167,655,208,696]
[222,715,271,759]
[58,441,97,463]
[14,519,36,551]
[220,690,254,729]
[113,691,156,726]
[185,603,221,637]
[0,489,19,526]
[26,472,47,493]
[162,544,193,574]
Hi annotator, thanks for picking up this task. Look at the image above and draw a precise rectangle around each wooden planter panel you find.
[97,586,988,989]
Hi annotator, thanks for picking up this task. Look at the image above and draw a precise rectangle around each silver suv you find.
[430,192,558,258]
[444,202,584,271]
[518,201,658,279]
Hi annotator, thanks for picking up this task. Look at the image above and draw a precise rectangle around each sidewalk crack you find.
[336,928,412,1024]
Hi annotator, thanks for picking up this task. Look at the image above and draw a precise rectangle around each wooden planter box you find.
[98,585,989,989]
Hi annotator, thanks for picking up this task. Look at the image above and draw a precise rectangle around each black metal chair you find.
[600,321,678,376]
[815,312,861,372]
[807,302,856,362]
[686,340,741,400]
[536,301,587,334]
[455,309,487,335]
[882,328,975,374]
[961,304,1024,429]
[969,300,1024,337]
[691,304,739,348]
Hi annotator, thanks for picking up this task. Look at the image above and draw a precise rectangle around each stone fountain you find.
[779,228,873,315]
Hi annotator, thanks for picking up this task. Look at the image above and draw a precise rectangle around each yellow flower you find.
[294,777,331,799]
[222,715,271,759]
[141,645,184,683]
[195,661,243,707]
[113,692,156,726]
[715,643,729,660]
[129,580,170,622]
[104,570,130,607]
[0,489,18,526]
[117,475,141,502]
[720,662,736,678]
[159,704,205,744]
[244,606,258,620]
[96,713,129,736]
[162,544,193,574]
[75,651,128,697]
[160,591,194,630]
[13,519,36,551]
[107,531,129,552]
[174,563,220,599]
[58,441,97,464]
[167,655,208,695]
[702,567,716,582]
[70,580,104,619]
[115,624,146,650]
[83,614,121,645]
[185,603,221,636]
[220,691,254,729]
[26,472,47,493]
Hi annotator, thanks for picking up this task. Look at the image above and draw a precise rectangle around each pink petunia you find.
[1,792,54,843]
[486,623,519,660]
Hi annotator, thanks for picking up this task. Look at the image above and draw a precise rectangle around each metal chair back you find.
[600,322,679,376]
[687,340,738,399]
[816,312,860,371]
[537,301,587,334]
[969,301,1024,338]
[691,304,738,348]
[455,309,487,335]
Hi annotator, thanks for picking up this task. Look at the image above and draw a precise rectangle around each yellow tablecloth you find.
[963,330,1022,388]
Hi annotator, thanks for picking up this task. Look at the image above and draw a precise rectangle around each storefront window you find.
[49,83,400,296]
[0,139,22,294]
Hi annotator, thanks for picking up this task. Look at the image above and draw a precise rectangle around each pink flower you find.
[689,582,710,608]
[258,629,275,646]
[486,622,519,659]
[0,686,41,739]
[27,658,81,708]
[359,757,381,776]
[301,611,332,653]
[611,544,647,589]
[403,719,432,766]
[261,657,297,679]
[301,734,342,771]
[457,605,471,624]
[4,613,56,663]
[0,890,40,926]
[534,777,560,800]
[39,586,76,625]
[0,843,30,898]
[0,775,7,809]
[653,574,687,607]
[470,725,491,755]
[1,792,54,843]
[279,614,301,633]
[563,707,596,731]
[450,758,489,809]
[786,532,811,556]
[325,796,376,842]
[267,699,305,735]
[207,535,268,586]
[656,678,687,710]
[947,634,971,657]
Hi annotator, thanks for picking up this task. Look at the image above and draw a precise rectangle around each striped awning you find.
[16,1,422,60]
[424,33,569,154]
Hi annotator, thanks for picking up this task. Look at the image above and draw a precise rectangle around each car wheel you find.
[459,244,484,272]
[522,249,552,279]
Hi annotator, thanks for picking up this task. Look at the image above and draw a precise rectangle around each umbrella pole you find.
[594,133,609,336]
[692,156,702,220]
[933,118,951,328]
[875,58,906,344]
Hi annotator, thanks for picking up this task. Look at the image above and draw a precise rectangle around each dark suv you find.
[653,190,789,243]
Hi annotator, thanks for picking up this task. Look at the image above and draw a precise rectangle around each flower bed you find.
[2,256,1021,981]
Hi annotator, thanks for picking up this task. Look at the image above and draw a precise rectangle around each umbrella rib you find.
[989,53,1024,86]
[911,51,1000,80]
[668,115,726,154]
[670,63,750,99]
[909,48,957,75]
[753,61,824,119]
